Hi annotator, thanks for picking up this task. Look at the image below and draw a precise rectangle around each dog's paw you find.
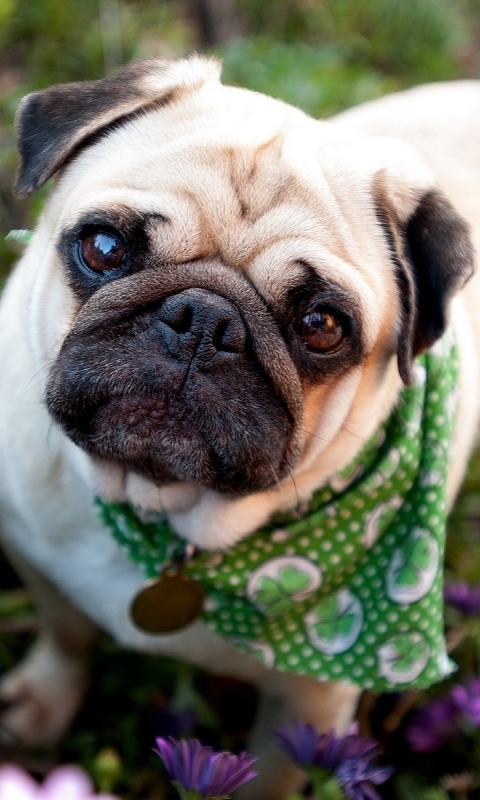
[0,634,88,747]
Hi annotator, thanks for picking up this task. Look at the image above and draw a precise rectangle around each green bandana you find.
[98,333,459,692]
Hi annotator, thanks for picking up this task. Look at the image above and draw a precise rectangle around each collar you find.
[97,332,459,692]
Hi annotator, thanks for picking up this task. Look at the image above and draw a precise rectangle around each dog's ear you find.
[14,56,221,196]
[373,170,475,385]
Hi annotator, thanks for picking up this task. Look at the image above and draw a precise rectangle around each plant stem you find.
[309,769,346,800]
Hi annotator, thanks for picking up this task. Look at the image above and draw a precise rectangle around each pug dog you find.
[0,56,479,798]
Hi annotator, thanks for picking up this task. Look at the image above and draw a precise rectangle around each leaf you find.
[395,565,420,587]
[278,567,311,594]
[409,642,427,661]
[253,576,298,616]
[337,613,356,637]
[254,577,283,605]
[315,595,340,622]
[268,597,296,616]
[394,534,433,588]
[5,229,32,245]
[391,637,427,673]
[313,621,338,642]
[409,536,432,569]
[392,656,415,672]
[393,636,413,657]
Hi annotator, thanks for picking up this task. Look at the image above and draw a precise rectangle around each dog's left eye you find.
[297,306,346,353]
[78,231,125,273]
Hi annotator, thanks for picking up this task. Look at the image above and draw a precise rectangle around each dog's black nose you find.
[158,288,247,362]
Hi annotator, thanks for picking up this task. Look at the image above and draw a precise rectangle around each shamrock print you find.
[386,528,439,604]
[229,639,275,668]
[378,632,429,684]
[254,569,310,615]
[305,589,363,655]
[362,496,402,548]
[247,556,321,617]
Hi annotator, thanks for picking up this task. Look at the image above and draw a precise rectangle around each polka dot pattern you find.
[97,333,458,692]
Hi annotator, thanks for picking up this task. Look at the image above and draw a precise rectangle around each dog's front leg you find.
[238,672,361,800]
[0,536,98,746]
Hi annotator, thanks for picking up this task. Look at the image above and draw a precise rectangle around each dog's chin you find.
[61,391,293,496]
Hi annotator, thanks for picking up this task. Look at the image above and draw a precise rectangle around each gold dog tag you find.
[130,569,205,634]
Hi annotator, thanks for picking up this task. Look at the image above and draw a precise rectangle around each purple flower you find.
[271,721,321,765]
[272,723,378,769]
[451,678,480,727]
[272,723,392,799]
[406,698,460,752]
[445,582,480,616]
[0,764,119,799]
[154,737,257,799]
[337,759,394,800]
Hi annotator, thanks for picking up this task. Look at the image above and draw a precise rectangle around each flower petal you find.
[41,766,93,800]
[153,737,256,796]
[272,721,319,765]
[0,765,40,800]
[214,754,258,795]
[155,737,176,777]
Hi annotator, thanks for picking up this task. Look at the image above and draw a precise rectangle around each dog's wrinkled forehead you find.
[42,62,409,336]
[18,55,475,388]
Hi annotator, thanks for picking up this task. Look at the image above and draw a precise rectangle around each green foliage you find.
[447,449,480,582]
[221,0,472,118]
[1,0,192,88]
[237,0,466,81]
[220,37,400,117]
[0,0,477,246]
[394,773,449,800]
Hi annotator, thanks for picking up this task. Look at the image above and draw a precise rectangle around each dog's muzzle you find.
[45,261,304,493]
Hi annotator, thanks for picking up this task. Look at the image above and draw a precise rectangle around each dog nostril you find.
[164,304,193,334]
[159,290,247,354]
[212,319,246,353]
[212,320,230,352]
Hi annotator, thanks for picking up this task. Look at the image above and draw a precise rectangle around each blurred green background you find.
[1,0,480,277]
[2,1,480,798]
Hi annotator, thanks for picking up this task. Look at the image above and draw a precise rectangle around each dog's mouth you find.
[67,386,291,493]
[95,394,169,439]
[80,392,215,489]
[46,262,304,494]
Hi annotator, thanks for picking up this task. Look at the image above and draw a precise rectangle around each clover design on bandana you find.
[247,556,321,617]
[386,528,439,604]
[357,448,402,502]
[305,588,363,655]
[229,638,276,668]
[378,632,429,684]
[362,496,402,549]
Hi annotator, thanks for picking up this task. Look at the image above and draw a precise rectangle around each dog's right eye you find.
[78,231,125,273]
[297,305,346,353]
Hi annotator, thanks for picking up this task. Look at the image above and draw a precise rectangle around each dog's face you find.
[15,57,474,505]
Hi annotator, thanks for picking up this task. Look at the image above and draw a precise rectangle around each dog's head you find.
[15,57,475,500]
